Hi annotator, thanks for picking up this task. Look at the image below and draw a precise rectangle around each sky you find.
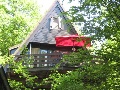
[36,0,79,14]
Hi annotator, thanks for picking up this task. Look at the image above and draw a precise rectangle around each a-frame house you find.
[8,1,81,89]
[8,1,91,89]
[10,0,77,55]
[8,0,91,72]
[9,0,82,69]
[11,0,77,55]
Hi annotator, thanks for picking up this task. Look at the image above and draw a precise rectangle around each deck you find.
[14,52,102,71]
[14,52,77,71]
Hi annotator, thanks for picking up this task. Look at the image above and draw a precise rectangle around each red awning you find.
[55,35,91,47]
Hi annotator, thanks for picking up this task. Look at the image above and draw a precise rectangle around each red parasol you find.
[55,35,91,47]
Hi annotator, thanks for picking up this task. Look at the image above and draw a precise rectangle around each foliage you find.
[0,0,42,89]
[0,0,41,55]
[44,0,120,90]
[10,56,40,90]
[66,0,120,40]
[1,55,40,90]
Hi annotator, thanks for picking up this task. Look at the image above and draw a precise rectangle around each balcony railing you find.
[15,52,63,68]
[14,52,103,70]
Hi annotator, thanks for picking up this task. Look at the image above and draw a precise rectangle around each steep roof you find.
[14,0,77,55]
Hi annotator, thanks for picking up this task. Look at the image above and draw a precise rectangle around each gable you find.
[30,1,77,44]
[14,0,77,55]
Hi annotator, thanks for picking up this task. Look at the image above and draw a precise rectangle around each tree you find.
[0,55,41,90]
[0,0,42,89]
[44,0,120,89]
[0,0,41,55]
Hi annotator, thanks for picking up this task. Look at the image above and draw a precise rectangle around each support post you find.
[30,43,32,54]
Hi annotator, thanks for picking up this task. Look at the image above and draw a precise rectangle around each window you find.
[50,16,62,29]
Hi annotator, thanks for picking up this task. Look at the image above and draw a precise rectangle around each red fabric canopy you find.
[55,35,91,47]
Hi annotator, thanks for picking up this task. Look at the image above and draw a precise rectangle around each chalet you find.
[10,0,77,54]
[8,0,91,89]
[9,0,90,69]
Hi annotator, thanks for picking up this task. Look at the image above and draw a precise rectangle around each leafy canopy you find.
[0,0,42,89]
[0,0,41,55]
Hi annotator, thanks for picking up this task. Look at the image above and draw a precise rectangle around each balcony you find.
[14,52,102,71]
[14,52,74,71]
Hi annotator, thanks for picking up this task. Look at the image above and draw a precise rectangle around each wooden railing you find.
[15,53,103,69]
[15,52,63,68]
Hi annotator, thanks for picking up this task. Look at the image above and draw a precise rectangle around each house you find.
[9,0,90,70]
[0,65,11,90]
[8,1,91,89]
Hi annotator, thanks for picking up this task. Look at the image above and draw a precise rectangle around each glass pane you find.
[31,48,40,54]
[40,49,48,54]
